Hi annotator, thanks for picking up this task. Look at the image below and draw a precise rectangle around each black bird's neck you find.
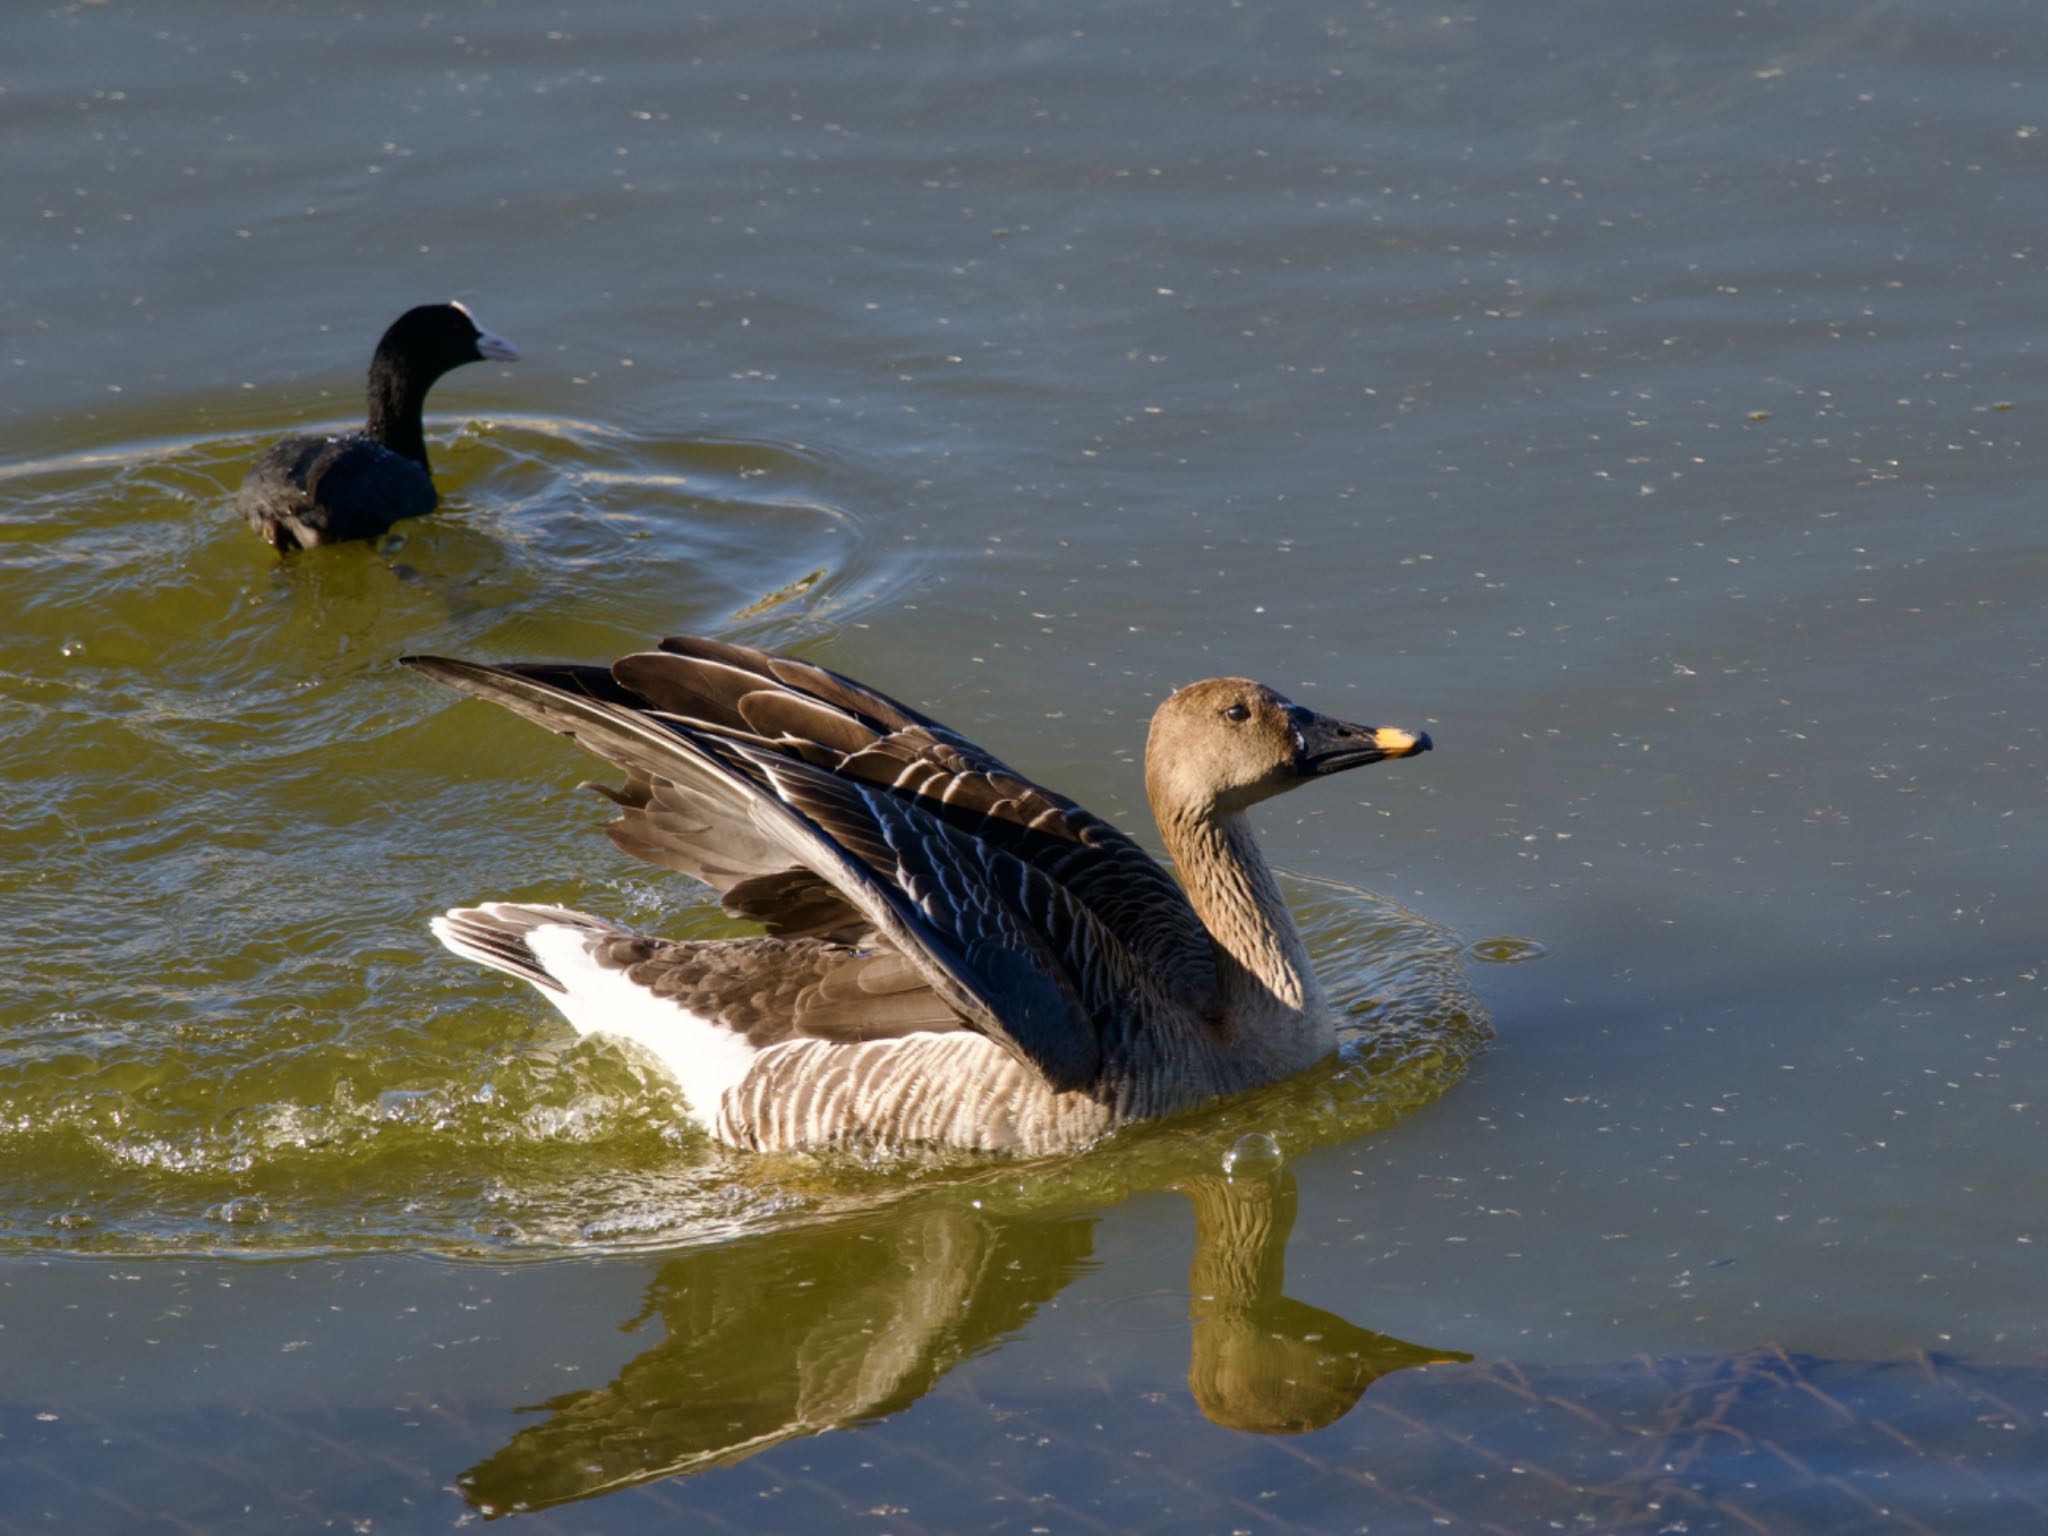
[364,354,434,470]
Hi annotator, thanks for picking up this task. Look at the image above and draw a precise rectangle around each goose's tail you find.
[429,902,625,993]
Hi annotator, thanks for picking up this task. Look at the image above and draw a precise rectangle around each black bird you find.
[237,302,517,550]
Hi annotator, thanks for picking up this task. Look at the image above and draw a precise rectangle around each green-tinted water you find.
[5,0,2046,1529]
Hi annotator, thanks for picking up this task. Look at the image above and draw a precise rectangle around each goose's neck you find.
[364,355,432,469]
[1160,804,1326,1030]
[1185,1172,1293,1309]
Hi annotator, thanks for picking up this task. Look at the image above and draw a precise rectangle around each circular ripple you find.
[1464,936,1551,965]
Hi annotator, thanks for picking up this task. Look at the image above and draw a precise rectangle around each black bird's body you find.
[237,302,516,551]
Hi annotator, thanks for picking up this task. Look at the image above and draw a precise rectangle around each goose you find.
[404,634,1431,1156]
[237,301,517,551]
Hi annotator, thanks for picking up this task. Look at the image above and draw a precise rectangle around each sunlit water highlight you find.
[0,426,1482,1259]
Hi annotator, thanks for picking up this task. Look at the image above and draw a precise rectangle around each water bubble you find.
[209,1196,270,1226]
[1221,1131,1283,1178]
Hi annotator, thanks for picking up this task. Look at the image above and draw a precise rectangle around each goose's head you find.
[1144,677,1430,818]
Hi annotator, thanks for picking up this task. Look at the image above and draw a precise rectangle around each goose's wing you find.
[428,656,870,937]
[602,636,1218,991]
[404,654,1157,1093]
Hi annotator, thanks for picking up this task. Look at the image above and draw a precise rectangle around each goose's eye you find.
[1223,703,1250,723]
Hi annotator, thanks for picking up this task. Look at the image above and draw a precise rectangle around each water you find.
[4,0,2045,1529]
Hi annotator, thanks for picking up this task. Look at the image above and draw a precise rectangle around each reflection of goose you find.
[460,1204,1094,1515]
[406,634,1430,1154]
[237,302,517,551]
[1184,1172,1469,1434]
[459,1174,1462,1516]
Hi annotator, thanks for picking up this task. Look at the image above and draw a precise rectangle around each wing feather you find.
[601,640,1216,998]
[403,653,1152,1092]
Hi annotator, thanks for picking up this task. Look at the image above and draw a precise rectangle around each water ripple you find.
[0,420,1481,1260]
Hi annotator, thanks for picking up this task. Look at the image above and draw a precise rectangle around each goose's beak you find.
[1290,707,1432,776]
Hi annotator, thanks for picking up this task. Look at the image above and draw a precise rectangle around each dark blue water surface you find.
[3,0,2045,1529]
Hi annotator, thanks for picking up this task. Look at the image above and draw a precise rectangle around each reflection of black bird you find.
[459,1204,1095,1516]
[237,302,516,551]
[1183,1171,1469,1434]
[458,1174,1466,1517]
